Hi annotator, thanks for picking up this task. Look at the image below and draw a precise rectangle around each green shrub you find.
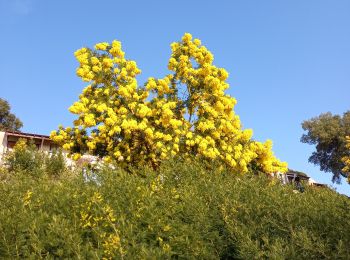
[0,158,349,259]
[4,139,67,178]
[4,139,45,177]
[45,149,66,177]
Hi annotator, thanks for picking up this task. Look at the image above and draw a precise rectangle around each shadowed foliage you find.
[0,98,22,132]
[301,111,350,183]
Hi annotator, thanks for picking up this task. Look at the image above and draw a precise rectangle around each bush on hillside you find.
[0,158,349,259]
[3,138,66,178]
[4,138,45,177]
[45,149,66,177]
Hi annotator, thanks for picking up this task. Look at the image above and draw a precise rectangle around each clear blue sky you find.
[1,0,349,194]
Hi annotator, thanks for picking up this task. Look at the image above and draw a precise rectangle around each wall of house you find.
[0,131,7,163]
[0,131,107,169]
[0,131,54,163]
[40,140,51,153]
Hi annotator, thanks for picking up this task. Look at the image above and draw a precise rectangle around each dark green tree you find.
[0,98,23,131]
[301,111,350,183]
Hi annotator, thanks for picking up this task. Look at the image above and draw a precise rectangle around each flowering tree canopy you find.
[51,33,287,174]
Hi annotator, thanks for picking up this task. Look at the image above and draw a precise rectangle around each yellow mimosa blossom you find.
[51,33,287,174]
[95,42,109,50]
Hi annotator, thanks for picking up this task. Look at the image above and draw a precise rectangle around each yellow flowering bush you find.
[5,138,44,176]
[1,159,350,258]
[51,33,287,174]
[79,191,124,258]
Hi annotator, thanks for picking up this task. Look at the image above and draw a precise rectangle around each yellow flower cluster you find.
[79,192,124,258]
[13,138,28,152]
[341,136,350,183]
[51,33,287,174]
[23,190,33,207]
[150,175,164,195]
[102,233,122,259]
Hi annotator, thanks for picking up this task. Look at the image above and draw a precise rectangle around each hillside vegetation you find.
[0,155,349,259]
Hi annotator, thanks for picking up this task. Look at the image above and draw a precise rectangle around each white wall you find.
[0,132,7,163]
[0,131,96,168]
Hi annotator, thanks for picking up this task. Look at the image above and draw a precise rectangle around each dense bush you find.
[3,138,66,178]
[44,149,67,177]
[0,158,349,259]
[4,138,45,177]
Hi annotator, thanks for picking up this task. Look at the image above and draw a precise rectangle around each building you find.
[0,130,328,188]
[0,130,95,167]
[275,169,327,188]
[0,130,59,163]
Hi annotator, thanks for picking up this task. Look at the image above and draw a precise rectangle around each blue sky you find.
[0,0,349,194]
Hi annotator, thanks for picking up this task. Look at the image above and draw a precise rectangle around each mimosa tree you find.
[51,33,287,174]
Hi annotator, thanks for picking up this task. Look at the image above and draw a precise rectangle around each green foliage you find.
[5,139,45,177]
[0,158,349,259]
[301,111,350,182]
[4,139,66,178]
[44,149,66,177]
[0,98,22,131]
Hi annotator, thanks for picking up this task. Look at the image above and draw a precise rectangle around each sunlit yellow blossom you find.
[23,190,33,206]
[84,114,96,127]
[52,33,287,174]
[72,153,81,160]
[95,42,109,50]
